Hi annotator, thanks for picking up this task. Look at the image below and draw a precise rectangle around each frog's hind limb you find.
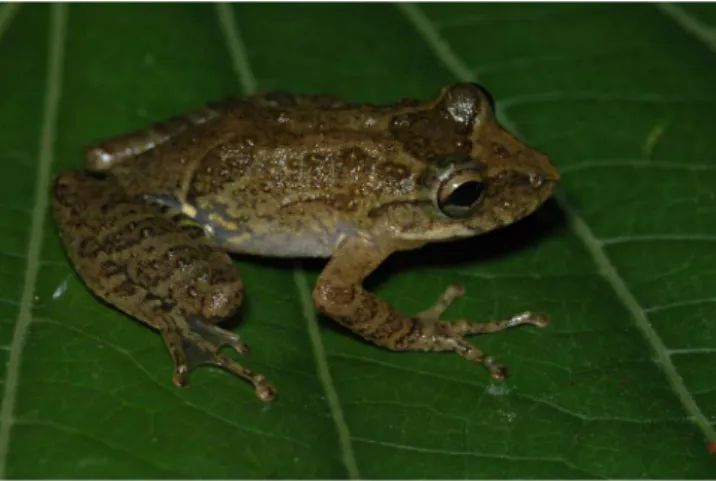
[84,99,244,172]
[312,236,549,380]
[161,313,275,401]
[83,90,355,173]
[84,90,356,173]
[51,170,275,400]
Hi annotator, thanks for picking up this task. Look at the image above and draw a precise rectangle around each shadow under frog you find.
[52,83,560,401]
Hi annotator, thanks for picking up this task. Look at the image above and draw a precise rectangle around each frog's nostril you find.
[532,152,560,183]
[529,173,545,188]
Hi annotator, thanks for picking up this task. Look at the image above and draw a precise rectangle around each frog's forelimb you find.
[312,236,549,380]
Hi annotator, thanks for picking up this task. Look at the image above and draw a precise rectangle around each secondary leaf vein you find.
[293,270,361,478]
[657,3,716,55]
[214,4,359,477]
[352,436,595,478]
[215,3,257,96]
[14,419,184,477]
[0,4,66,476]
[560,159,716,174]
[33,317,314,449]
[397,2,716,445]
[0,3,20,44]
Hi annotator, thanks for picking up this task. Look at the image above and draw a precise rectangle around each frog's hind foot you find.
[160,313,276,401]
[415,285,549,380]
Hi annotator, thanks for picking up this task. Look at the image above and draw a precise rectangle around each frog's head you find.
[387,83,559,242]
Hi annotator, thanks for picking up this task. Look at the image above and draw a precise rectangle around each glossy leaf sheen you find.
[0,3,714,478]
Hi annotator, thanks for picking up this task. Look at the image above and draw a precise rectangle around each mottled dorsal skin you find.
[99,84,557,257]
[53,84,559,401]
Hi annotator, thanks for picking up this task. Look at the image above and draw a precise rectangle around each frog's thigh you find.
[52,171,274,399]
[312,236,549,380]
[84,101,231,172]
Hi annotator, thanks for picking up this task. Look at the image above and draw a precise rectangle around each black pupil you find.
[447,181,484,208]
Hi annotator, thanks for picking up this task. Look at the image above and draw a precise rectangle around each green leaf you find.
[0,2,714,478]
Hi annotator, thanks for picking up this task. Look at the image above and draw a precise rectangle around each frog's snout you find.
[523,150,559,201]
[530,151,560,184]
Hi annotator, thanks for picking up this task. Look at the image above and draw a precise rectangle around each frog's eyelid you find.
[469,83,496,113]
[482,89,496,113]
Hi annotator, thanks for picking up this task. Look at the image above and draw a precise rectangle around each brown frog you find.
[52,83,559,401]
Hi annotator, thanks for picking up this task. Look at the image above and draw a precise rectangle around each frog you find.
[51,83,560,402]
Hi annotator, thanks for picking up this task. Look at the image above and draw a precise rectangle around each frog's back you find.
[110,95,431,258]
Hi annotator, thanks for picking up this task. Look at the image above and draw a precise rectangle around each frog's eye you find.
[469,83,496,113]
[442,83,495,125]
[436,170,486,218]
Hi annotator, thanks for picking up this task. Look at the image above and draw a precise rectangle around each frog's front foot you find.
[160,311,275,401]
[415,284,549,380]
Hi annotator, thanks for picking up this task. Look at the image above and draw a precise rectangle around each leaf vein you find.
[656,3,716,55]
[33,317,314,449]
[215,3,257,95]
[332,352,686,425]
[214,4,359,477]
[561,159,716,174]
[0,4,67,476]
[0,3,20,45]
[293,269,361,478]
[13,419,184,477]
[499,91,716,109]
[398,2,716,445]
[602,234,716,245]
[351,436,596,478]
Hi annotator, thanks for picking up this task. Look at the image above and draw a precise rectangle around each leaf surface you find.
[0,3,714,478]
